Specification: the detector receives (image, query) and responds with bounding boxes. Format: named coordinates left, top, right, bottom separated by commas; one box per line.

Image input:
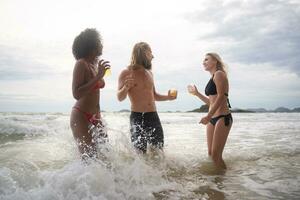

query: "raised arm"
left=192, top=85, right=210, bottom=105
left=117, top=69, right=134, bottom=101
left=151, top=71, right=176, bottom=101
left=72, top=60, right=107, bottom=100
left=72, top=61, right=97, bottom=100
left=153, top=86, right=174, bottom=101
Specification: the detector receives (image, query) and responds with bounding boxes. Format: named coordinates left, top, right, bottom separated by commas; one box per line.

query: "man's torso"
left=127, top=69, right=157, bottom=112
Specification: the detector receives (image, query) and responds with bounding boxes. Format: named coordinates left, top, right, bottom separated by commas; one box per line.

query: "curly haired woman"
left=70, top=28, right=110, bottom=159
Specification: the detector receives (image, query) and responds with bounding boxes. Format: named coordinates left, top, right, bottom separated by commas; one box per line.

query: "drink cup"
left=187, top=85, right=196, bottom=95
left=104, top=68, right=111, bottom=77
left=170, top=89, right=177, bottom=98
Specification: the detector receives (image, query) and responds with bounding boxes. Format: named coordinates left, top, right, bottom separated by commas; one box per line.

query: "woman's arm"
left=72, top=61, right=104, bottom=100
left=193, top=85, right=210, bottom=105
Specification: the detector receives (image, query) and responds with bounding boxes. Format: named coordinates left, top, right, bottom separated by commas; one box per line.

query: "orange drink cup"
left=170, top=89, right=177, bottom=98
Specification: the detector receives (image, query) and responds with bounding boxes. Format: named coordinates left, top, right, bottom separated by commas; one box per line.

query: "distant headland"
left=187, top=105, right=300, bottom=113
left=113, top=106, right=300, bottom=113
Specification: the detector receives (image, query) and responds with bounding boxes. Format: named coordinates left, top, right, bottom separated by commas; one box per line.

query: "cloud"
left=0, top=93, right=37, bottom=101
left=0, top=45, right=57, bottom=80
left=184, top=0, right=300, bottom=75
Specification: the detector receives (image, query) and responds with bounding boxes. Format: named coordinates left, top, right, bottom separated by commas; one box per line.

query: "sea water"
left=0, top=112, right=299, bottom=200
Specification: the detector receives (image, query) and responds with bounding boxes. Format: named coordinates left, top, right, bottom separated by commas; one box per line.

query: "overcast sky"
left=0, top=0, right=299, bottom=112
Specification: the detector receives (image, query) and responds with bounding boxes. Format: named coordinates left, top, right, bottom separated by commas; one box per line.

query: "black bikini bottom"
left=210, top=113, right=233, bottom=126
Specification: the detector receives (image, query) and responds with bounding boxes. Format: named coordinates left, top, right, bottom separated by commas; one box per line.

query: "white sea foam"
left=0, top=112, right=299, bottom=199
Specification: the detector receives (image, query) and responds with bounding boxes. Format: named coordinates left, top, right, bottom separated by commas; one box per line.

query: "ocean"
left=0, top=112, right=299, bottom=200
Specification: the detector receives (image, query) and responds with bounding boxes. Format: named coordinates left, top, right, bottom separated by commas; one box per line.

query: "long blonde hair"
left=206, top=53, right=227, bottom=74
left=129, top=42, right=152, bottom=70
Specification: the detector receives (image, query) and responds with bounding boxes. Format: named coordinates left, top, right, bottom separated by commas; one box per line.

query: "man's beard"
left=144, top=63, right=151, bottom=70
left=144, top=60, right=152, bottom=70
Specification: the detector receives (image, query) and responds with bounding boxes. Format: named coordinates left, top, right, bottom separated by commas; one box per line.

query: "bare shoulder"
left=74, top=59, right=88, bottom=71
left=119, top=68, right=131, bottom=79
left=214, top=70, right=227, bottom=81
left=121, top=68, right=131, bottom=75
left=146, top=70, right=154, bottom=77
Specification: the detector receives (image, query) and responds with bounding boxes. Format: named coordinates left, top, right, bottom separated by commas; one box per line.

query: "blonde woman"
left=188, top=53, right=232, bottom=169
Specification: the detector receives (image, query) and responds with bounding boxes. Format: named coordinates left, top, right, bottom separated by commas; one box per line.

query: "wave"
left=0, top=113, right=68, bottom=144
left=0, top=146, right=225, bottom=200
left=0, top=112, right=299, bottom=199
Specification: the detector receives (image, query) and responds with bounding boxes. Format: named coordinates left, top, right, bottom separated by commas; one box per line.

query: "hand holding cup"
left=187, top=84, right=198, bottom=95
left=168, top=88, right=178, bottom=100
left=124, top=74, right=135, bottom=91
left=97, top=59, right=111, bottom=78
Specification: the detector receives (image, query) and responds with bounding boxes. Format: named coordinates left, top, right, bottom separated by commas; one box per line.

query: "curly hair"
left=72, top=28, right=103, bottom=60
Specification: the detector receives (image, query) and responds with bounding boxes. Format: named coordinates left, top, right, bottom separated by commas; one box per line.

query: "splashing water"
left=0, top=112, right=299, bottom=199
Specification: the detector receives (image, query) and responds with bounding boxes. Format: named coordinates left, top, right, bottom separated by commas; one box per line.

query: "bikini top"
left=83, top=59, right=105, bottom=90
left=204, top=72, right=231, bottom=108
left=205, top=75, right=217, bottom=96
left=93, top=81, right=105, bottom=90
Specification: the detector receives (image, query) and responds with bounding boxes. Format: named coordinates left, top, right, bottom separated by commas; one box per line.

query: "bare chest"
left=133, top=71, right=154, bottom=90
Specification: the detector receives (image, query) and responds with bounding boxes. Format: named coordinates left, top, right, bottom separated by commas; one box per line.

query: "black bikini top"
left=204, top=72, right=232, bottom=108
left=205, top=75, right=217, bottom=96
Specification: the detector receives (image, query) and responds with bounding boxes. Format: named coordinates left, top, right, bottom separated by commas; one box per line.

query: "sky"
left=0, top=0, right=299, bottom=112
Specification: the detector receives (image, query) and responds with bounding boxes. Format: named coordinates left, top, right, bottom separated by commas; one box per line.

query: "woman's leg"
left=206, top=123, right=215, bottom=156
left=211, top=119, right=232, bottom=169
left=70, top=109, right=96, bottom=159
